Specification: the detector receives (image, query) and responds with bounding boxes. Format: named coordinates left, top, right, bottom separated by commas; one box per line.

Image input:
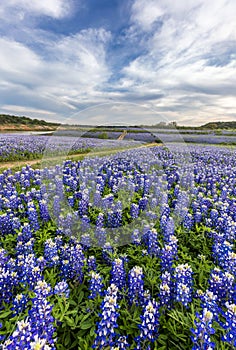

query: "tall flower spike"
left=89, top=272, right=104, bottom=299
left=135, top=299, right=160, bottom=349
left=221, top=302, right=236, bottom=347
left=128, top=266, right=144, bottom=306
left=191, top=308, right=216, bottom=350
left=93, top=284, right=120, bottom=349
left=110, top=258, right=126, bottom=291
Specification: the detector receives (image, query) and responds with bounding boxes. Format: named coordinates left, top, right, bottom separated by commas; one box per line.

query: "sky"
left=0, top=0, right=236, bottom=126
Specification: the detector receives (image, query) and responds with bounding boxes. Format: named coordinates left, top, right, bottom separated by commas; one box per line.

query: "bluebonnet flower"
left=150, top=196, right=158, bottom=211
left=221, top=302, right=236, bottom=347
left=94, top=190, right=102, bottom=207
left=183, top=213, right=194, bottom=230
left=146, top=229, right=159, bottom=257
left=27, top=202, right=40, bottom=231
left=225, top=251, right=236, bottom=275
left=2, top=280, right=56, bottom=350
left=111, top=336, right=129, bottom=349
left=196, top=290, right=219, bottom=321
left=89, top=272, right=104, bottom=299
left=37, top=256, right=47, bottom=271
left=0, top=212, right=16, bottom=235
left=93, top=284, right=119, bottom=349
left=163, top=217, right=175, bottom=238
left=160, top=244, right=175, bottom=272
left=28, top=284, right=56, bottom=348
left=95, top=228, right=107, bottom=247
left=102, top=242, right=114, bottom=265
left=174, top=263, right=193, bottom=307
left=167, top=235, right=178, bottom=256
left=0, top=250, right=18, bottom=305
left=87, top=256, right=97, bottom=272
left=54, top=281, right=70, bottom=298
left=191, top=308, right=216, bottom=350
left=159, top=271, right=173, bottom=309
left=212, top=240, right=233, bottom=270
left=29, top=335, right=56, bottom=349
left=102, top=194, right=114, bottom=210
left=143, top=289, right=151, bottom=306
left=194, top=210, right=202, bottom=224
left=80, top=233, right=91, bottom=248
left=39, top=199, right=50, bottom=222
left=135, top=299, right=160, bottom=349
left=210, top=209, right=218, bottom=225
left=18, top=223, right=32, bottom=242
left=138, top=197, right=148, bottom=211
left=107, top=209, right=122, bottom=228
left=16, top=254, right=42, bottom=289
left=44, top=239, right=59, bottom=268
left=2, top=318, right=33, bottom=350
left=53, top=195, right=61, bottom=218
left=130, top=203, right=139, bottom=219
left=110, top=258, right=126, bottom=291
left=16, top=238, right=35, bottom=256
left=78, top=196, right=89, bottom=217
left=161, top=203, right=170, bottom=217
left=68, top=195, right=74, bottom=207
left=208, top=267, right=225, bottom=302
left=96, top=213, right=104, bottom=228
left=54, top=234, right=63, bottom=248
left=81, top=215, right=90, bottom=232
left=59, top=243, right=85, bottom=282
left=11, top=293, right=29, bottom=316
left=128, top=266, right=144, bottom=306
left=160, top=214, right=168, bottom=233
left=131, top=229, right=141, bottom=245
left=11, top=216, right=21, bottom=233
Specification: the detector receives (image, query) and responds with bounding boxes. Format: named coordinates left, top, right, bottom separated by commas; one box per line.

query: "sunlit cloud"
left=0, top=0, right=235, bottom=125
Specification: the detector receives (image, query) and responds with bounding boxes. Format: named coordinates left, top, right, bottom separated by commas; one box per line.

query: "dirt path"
left=0, top=142, right=160, bottom=171
left=117, top=130, right=127, bottom=140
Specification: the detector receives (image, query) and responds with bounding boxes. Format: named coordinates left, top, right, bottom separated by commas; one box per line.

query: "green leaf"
left=0, top=311, right=12, bottom=318
left=80, top=321, right=93, bottom=330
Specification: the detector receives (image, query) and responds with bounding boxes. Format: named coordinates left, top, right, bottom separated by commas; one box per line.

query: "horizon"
left=1, top=113, right=236, bottom=129
left=0, top=1, right=236, bottom=126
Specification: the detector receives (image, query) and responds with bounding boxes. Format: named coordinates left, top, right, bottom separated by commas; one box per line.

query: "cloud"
left=0, top=27, right=112, bottom=122
left=0, top=0, right=72, bottom=19
left=130, top=0, right=164, bottom=31
left=117, top=0, right=236, bottom=124
left=0, top=0, right=235, bottom=125
left=2, top=105, right=56, bottom=116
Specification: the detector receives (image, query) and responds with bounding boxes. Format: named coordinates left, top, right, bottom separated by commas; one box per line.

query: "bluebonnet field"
left=0, top=134, right=141, bottom=162
left=0, top=142, right=236, bottom=350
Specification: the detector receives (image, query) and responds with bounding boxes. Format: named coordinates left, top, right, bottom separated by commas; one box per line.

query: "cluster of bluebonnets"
left=0, top=143, right=235, bottom=349
left=150, top=132, right=236, bottom=145
left=0, top=134, right=141, bottom=162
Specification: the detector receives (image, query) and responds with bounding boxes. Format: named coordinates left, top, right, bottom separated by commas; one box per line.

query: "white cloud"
left=0, top=0, right=235, bottom=125
left=2, top=105, right=56, bottom=116
left=121, top=0, right=236, bottom=124
left=0, top=0, right=72, bottom=19
left=131, top=0, right=163, bottom=30
left=0, top=28, right=112, bottom=122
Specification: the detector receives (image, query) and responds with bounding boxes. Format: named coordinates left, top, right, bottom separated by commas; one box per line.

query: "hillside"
left=0, top=114, right=60, bottom=131
left=0, top=114, right=236, bottom=131
left=200, top=121, right=236, bottom=129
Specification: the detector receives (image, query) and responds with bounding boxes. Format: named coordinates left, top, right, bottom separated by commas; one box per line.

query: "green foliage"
left=0, top=180, right=231, bottom=349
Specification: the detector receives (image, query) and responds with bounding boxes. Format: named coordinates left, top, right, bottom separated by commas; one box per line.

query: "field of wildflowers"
left=0, top=143, right=235, bottom=349
left=0, top=134, right=141, bottom=162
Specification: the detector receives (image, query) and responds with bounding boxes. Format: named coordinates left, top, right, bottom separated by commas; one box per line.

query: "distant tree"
left=99, top=132, right=108, bottom=139
left=168, top=121, right=178, bottom=128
